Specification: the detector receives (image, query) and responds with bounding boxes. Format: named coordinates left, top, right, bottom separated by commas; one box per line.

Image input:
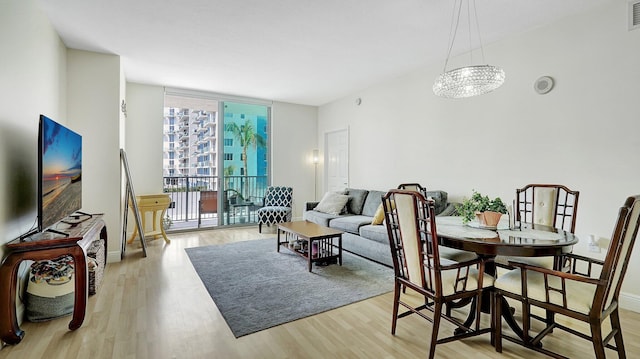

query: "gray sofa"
left=303, top=188, right=456, bottom=267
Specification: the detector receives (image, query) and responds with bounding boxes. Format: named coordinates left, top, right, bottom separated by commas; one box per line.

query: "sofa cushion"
left=303, top=210, right=341, bottom=227
left=362, top=190, right=386, bottom=217
left=426, top=190, right=448, bottom=215
left=329, top=215, right=372, bottom=235
left=314, top=191, right=349, bottom=215
left=358, top=224, right=390, bottom=245
left=345, top=188, right=369, bottom=215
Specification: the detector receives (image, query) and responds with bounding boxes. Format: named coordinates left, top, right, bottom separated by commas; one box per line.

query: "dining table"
left=433, top=215, right=580, bottom=341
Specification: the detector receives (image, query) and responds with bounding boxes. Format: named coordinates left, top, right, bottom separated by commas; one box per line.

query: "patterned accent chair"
left=257, top=186, right=293, bottom=233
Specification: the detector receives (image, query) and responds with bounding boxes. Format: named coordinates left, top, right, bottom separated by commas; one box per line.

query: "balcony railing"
left=163, top=175, right=268, bottom=229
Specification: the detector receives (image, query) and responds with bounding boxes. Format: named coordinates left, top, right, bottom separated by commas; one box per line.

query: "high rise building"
left=163, top=107, right=218, bottom=182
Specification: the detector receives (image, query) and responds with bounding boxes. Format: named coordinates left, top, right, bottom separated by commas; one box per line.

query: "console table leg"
left=68, top=246, right=87, bottom=330
left=0, top=254, right=25, bottom=344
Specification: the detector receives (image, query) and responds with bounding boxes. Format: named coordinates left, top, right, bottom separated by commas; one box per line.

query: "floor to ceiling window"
left=162, top=90, right=271, bottom=230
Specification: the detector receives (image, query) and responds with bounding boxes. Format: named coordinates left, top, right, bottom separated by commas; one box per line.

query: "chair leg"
left=545, top=310, right=555, bottom=332
left=490, top=292, right=497, bottom=350
left=522, top=299, right=531, bottom=344
left=590, top=322, right=606, bottom=359
left=258, top=223, right=262, bottom=233
left=391, top=281, right=401, bottom=335
left=494, top=292, right=503, bottom=353
left=610, top=309, right=627, bottom=358
left=475, top=292, right=483, bottom=332
left=428, top=301, right=443, bottom=359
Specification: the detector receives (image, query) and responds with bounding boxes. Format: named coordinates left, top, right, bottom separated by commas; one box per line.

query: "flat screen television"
left=38, top=115, right=83, bottom=231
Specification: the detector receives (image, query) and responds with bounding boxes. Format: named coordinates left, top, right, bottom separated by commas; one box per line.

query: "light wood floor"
left=2, top=226, right=639, bottom=358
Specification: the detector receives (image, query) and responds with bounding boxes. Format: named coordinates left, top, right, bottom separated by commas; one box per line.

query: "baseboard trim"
left=620, top=291, right=640, bottom=313
left=107, top=251, right=122, bottom=263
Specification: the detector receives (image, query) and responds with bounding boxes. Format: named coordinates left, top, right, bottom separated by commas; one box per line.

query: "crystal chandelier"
left=433, top=0, right=505, bottom=99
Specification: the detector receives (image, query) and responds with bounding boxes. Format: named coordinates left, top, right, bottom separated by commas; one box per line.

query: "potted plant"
left=456, top=190, right=508, bottom=227
left=162, top=214, right=173, bottom=230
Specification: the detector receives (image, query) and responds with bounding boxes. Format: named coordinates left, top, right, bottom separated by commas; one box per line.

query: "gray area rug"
left=185, top=239, right=394, bottom=337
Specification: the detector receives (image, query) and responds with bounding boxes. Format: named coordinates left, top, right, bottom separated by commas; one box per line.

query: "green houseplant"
left=162, top=214, right=173, bottom=230
left=456, top=190, right=508, bottom=226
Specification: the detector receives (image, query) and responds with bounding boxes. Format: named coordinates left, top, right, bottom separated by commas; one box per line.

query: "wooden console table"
left=0, top=215, right=107, bottom=345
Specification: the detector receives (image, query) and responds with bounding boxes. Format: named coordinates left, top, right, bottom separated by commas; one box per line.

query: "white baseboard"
left=619, top=291, right=640, bottom=313
left=107, top=251, right=122, bottom=263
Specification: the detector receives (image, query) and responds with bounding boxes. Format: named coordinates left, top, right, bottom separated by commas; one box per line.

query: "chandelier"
left=433, top=0, right=505, bottom=99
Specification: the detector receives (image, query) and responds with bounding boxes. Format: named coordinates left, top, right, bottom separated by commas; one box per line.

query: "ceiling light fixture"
left=433, top=0, right=505, bottom=99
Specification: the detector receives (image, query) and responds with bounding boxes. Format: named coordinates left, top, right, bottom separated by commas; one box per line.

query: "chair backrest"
left=383, top=189, right=441, bottom=293
left=264, top=186, right=293, bottom=207
left=516, top=184, right=579, bottom=232
left=199, top=190, right=218, bottom=213
left=595, top=195, right=640, bottom=314
left=397, top=183, right=428, bottom=198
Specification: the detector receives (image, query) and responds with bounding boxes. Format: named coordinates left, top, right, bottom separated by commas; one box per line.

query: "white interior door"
left=325, top=129, right=349, bottom=193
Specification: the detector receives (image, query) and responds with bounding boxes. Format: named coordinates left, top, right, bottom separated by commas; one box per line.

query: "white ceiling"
left=37, top=0, right=612, bottom=106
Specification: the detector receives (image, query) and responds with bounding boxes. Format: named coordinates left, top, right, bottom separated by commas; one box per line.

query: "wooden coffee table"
left=276, top=221, right=343, bottom=272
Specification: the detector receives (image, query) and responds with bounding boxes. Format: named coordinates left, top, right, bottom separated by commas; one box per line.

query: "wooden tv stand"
left=0, top=215, right=107, bottom=345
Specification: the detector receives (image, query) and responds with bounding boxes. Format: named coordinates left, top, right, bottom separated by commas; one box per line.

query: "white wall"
left=125, top=83, right=165, bottom=195
left=271, top=102, right=318, bottom=219
left=0, top=0, right=68, bottom=324
left=67, top=50, right=123, bottom=263
left=318, top=1, right=640, bottom=309
left=0, top=0, right=67, bottom=252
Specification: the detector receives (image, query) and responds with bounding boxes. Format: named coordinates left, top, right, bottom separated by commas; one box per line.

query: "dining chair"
left=257, top=186, right=293, bottom=233
left=383, top=189, right=494, bottom=359
left=516, top=183, right=579, bottom=233
left=497, top=184, right=580, bottom=270
left=494, top=194, right=640, bottom=359
left=397, top=183, right=428, bottom=197
left=198, top=190, right=218, bottom=227
left=397, top=183, right=477, bottom=263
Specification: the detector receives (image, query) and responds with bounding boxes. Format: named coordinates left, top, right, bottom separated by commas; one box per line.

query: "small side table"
left=128, top=194, right=171, bottom=244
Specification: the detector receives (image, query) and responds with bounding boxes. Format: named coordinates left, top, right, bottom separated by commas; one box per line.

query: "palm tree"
left=226, top=119, right=266, bottom=198
left=223, top=165, right=236, bottom=191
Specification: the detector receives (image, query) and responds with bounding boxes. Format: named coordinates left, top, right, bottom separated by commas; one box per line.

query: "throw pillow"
left=314, top=191, right=350, bottom=215
left=371, top=200, right=395, bottom=225
left=371, top=204, right=385, bottom=225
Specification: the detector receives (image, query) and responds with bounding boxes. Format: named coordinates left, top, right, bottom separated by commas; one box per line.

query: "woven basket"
left=87, top=239, right=106, bottom=295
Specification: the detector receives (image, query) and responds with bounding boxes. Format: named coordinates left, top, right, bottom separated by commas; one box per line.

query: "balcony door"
left=162, top=90, right=270, bottom=229
left=220, top=101, right=270, bottom=225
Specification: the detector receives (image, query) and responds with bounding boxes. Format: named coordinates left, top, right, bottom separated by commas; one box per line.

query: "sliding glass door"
left=220, top=102, right=270, bottom=225
left=162, top=91, right=270, bottom=230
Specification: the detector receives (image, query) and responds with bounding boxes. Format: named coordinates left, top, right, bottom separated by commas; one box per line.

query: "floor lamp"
left=312, top=149, right=319, bottom=200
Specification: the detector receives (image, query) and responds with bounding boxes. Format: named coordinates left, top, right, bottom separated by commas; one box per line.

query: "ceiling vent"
left=631, top=0, right=640, bottom=31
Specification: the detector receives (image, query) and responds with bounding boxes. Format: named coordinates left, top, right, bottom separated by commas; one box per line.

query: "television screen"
left=38, top=115, right=82, bottom=231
